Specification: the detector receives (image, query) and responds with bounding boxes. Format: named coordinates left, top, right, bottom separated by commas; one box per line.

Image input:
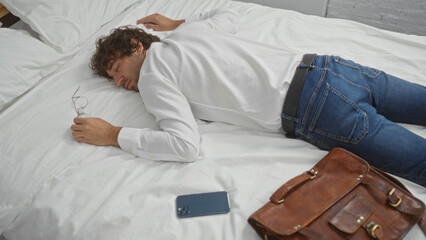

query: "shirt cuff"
left=117, top=127, right=144, bottom=155
left=117, top=127, right=186, bottom=162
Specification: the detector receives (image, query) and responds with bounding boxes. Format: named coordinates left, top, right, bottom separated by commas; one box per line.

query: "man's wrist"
left=111, top=126, right=123, bottom=147
left=174, top=19, right=185, bottom=29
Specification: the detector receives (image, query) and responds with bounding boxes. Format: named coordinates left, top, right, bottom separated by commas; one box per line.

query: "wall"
left=236, top=0, right=329, bottom=17
left=326, top=0, right=426, bottom=36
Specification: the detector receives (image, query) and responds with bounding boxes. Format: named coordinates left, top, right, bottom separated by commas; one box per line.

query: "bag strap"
left=362, top=170, right=426, bottom=235
left=363, top=172, right=425, bottom=215
left=371, top=167, right=410, bottom=191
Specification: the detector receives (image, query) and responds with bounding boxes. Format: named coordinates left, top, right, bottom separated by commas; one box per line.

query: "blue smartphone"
left=176, top=191, right=230, bottom=218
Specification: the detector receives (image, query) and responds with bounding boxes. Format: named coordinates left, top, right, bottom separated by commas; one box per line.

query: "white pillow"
left=0, top=29, right=68, bottom=111
left=0, top=0, right=140, bottom=52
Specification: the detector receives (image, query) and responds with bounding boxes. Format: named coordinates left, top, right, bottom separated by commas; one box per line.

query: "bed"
left=0, top=0, right=425, bottom=239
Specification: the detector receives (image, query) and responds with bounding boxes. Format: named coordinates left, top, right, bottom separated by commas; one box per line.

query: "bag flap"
left=329, top=195, right=372, bottom=234
left=256, top=148, right=370, bottom=236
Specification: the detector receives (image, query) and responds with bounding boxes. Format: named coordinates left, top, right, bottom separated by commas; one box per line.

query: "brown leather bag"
left=248, top=148, right=426, bottom=240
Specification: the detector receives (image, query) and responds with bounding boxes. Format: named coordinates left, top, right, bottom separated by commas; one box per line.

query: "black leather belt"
left=281, top=54, right=317, bottom=138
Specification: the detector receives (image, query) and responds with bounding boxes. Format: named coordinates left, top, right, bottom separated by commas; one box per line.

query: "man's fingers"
left=72, top=131, right=84, bottom=139
left=143, top=23, right=156, bottom=30
left=137, top=14, right=157, bottom=24
left=137, top=18, right=153, bottom=25
left=74, top=117, right=84, bottom=124
left=72, top=132, right=82, bottom=138
left=136, top=19, right=145, bottom=24
left=71, top=130, right=90, bottom=143
left=136, top=15, right=150, bottom=24
left=74, top=137, right=86, bottom=143
left=71, top=124, right=83, bottom=131
left=70, top=117, right=118, bottom=146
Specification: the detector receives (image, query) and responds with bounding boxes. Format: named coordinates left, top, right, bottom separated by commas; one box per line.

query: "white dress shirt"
left=117, top=9, right=303, bottom=162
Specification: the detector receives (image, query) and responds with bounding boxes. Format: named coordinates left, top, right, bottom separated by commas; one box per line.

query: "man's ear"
left=130, top=39, right=144, bottom=54
left=136, top=42, right=144, bottom=55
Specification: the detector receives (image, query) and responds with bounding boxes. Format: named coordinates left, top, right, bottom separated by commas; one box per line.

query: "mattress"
left=0, top=0, right=425, bottom=239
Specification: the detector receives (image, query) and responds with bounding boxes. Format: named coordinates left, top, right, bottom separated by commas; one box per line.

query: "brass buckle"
left=388, top=188, right=402, bottom=207
left=365, top=221, right=382, bottom=239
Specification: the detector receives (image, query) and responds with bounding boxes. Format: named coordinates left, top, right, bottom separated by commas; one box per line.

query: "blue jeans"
left=293, top=55, right=426, bottom=186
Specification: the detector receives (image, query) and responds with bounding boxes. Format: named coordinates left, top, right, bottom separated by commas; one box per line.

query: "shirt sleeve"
left=184, top=8, right=240, bottom=34
left=117, top=73, right=200, bottom=162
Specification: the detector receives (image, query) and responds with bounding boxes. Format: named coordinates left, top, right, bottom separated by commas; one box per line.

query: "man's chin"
left=128, top=84, right=139, bottom=92
left=132, top=86, right=139, bottom=92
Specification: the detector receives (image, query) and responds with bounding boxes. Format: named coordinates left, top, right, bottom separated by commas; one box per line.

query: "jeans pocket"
left=309, top=83, right=369, bottom=144
left=333, top=56, right=381, bottom=79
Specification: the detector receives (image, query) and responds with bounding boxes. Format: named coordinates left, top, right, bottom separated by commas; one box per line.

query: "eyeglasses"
left=71, top=86, right=88, bottom=117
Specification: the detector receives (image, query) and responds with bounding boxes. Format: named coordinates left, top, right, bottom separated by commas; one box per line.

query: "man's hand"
left=136, top=13, right=185, bottom=31
left=71, top=117, right=122, bottom=147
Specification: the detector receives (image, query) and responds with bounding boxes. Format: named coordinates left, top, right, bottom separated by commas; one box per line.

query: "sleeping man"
left=70, top=9, right=426, bottom=186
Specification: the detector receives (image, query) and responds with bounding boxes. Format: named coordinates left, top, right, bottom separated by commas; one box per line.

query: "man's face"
left=106, top=42, right=146, bottom=92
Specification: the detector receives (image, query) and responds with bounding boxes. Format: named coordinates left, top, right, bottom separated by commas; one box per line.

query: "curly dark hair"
left=90, top=26, right=161, bottom=79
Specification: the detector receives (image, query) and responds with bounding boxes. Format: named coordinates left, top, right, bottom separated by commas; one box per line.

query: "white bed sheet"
left=0, top=0, right=425, bottom=239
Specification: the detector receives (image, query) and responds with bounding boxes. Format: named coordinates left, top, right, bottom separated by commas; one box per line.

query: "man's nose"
left=113, top=74, right=123, bottom=86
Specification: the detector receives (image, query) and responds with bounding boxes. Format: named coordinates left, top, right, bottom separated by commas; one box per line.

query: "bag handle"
left=269, top=170, right=316, bottom=204
left=269, top=156, right=329, bottom=204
